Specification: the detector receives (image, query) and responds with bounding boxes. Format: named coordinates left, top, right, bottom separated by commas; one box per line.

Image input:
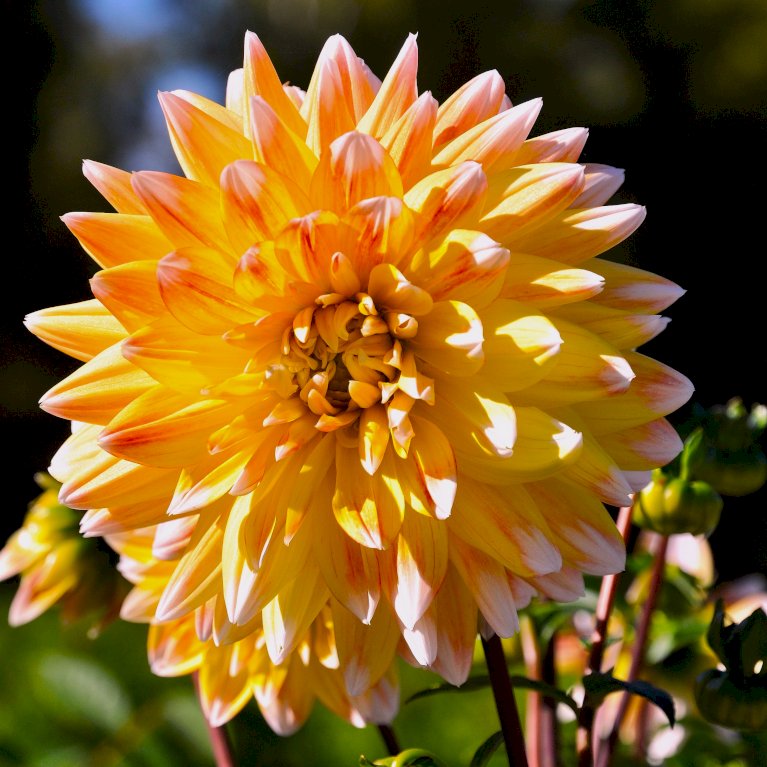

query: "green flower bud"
left=694, top=669, right=767, bottom=731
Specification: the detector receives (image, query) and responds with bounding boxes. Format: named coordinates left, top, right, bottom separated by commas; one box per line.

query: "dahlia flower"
left=28, top=32, right=692, bottom=692
left=0, top=473, right=126, bottom=631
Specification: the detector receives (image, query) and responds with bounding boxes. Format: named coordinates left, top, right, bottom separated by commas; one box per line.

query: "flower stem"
left=482, top=633, right=529, bottom=767
left=192, top=672, right=238, bottom=767
left=575, top=504, right=634, bottom=767
left=596, top=532, right=669, bottom=767
left=378, top=724, right=401, bottom=756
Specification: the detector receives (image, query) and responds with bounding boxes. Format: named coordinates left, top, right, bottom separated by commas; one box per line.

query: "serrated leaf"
left=581, top=672, right=675, bottom=727
left=469, top=731, right=504, bottom=767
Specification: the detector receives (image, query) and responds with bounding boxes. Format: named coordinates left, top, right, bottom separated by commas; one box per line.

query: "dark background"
left=4, top=0, right=766, bottom=581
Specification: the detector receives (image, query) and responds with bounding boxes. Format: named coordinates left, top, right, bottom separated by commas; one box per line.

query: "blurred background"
left=1, top=0, right=766, bottom=764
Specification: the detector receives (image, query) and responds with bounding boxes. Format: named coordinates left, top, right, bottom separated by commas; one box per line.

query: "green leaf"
left=404, top=675, right=492, bottom=704
left=359, top=757, right=382, bottom=766
left=469, top=731, right=504, bottom=767
left=404, top=675, right=578, bottom=714
left=581, top=672, right=675, bottom=727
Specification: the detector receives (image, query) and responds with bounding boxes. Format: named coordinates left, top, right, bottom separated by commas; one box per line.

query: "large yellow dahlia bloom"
left=28, top=33, right=692, bottom=690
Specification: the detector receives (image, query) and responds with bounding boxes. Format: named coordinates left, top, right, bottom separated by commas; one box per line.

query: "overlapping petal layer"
left=29, top=32, right=692, bottom=728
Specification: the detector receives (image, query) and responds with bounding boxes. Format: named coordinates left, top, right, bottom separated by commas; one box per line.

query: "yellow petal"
left=302, top=35, right=377, bottom=125
left=380, top=91, right=438, bottom=190
left=583, top=258, right=686, bottom=313
left=407, top=229, right=509, bottom=308
left=359, top=404, right=390, bottom=476
left=571, top=163, right=625, bottom=208
left=249, top=96, right=317, bottom=190
left=333, top=444, right=404, bottom=549
left=449, top=534, right=519, bottom=637
left=39, top=342, right=155, bottom=425
left=99, top=387, right=242, bottom=468
left=479, top=299, right=562, bottom=392
left=550, top=302, right=670, bottom=350
left=449, top=478, right=562, bottom=577
left=499, top=252, right=604, bottom=308
left=24, top=299, right=127, bottom=363
left=61, top=212, right=174, bottom=268
left=507, top=204, right=646, bottom=265
left=411, top=300, right=484, bottom=376
left=341, top=196, right=416, bottom=279
left=357, top=34, right=419, bottom=139
left=263, top=564, right=328, bottom=664
left=527, top=478, right=626, bottom=576
left=123, top=315, right=250, bottom=393
left=314, top=490, right=381, bottom=623
left=428, top=565, right=478, bottom=685
left=433, top=69, right=507, bottom=149
left=90, top=260, right=165, bottom=332
left=131, top=171, right=232, bottom=254
left=331, top=597, right=399, bottom=695
left=403, top=161, right=487, bottom=245
left=157, top=246, right=257, bottom=335
left=148, top=618, right=204, bottom=677
left=480, top=163, right=586, bottom=243
left=510, top=126, right=589, bottom=165
left=158, top=90, right=252, bottom=188
left=513, top=318, right=635, bottom=406
left=597, top=417, right=684, bottom=471
left=432, top=98, right=542, bottom=173
left=574, top=352, right=694, bottom=434
left=82, top=159, right=145, bottom=214
left=310, top=131, right=403, bottom=214
left=302, top=57, right=356, bottom=156
left=198, top=643, right=253, bottom=727
left=155, top=508, right=225, bottom=621
left=52, top=426, right=177, bottom=510
left=385, top=510, right=448, bottom=629
left=220, top=159, right=309, bottom=256
left=243, top=31, right=306, bottom=138
left=367, top=262, right=432, bottom=315
left=409, top=416, right=457, bottom=519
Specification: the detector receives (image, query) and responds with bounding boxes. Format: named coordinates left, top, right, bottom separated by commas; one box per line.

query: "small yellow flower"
left=28, top=32, right=692, bottom=691
left=0, top=473, right=126, bottom=633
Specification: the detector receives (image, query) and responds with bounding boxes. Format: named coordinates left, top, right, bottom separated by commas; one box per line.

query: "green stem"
left=482, top=633, right=529, bottom=767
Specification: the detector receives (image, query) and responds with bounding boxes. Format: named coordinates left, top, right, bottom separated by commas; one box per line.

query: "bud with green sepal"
left=693, top=601, right=767, bottom=731
left=689, top=398, right=767, bottom=496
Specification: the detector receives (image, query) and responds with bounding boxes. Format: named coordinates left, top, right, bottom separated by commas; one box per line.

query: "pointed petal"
left=480, top=163, right=586, bottom=243
left=39, top=342, right=155, bottom=425
left=243, top=31, right=306, bottom=137
left=434, top=70, right=507, bottom=149
left=410, top=300, right=484, bottom=376
left=357, top=34, right=419, bottom=139
left=61, top=212, right=174, bottom=268
left=82, top=160, right=144, bottom=214
left=131, top=171, right=232, bottom=254
left=380, top=92, right=438, bottom=189
left=432, top=98, right=543, bottom=173
left=310, top=131, right=403, bottom=214
left=24, top=299, right=126, bottom=362
left=158, top=90, right=252, bottom=187
left=157, top=246, right=256, bottom=335
left=249, top=96, right=317, bottom=190
left=479, top=299, right=562, bottom=392
left=90, top=260, right=165, bottom=332
left=506, top=204, right=646, bottom=264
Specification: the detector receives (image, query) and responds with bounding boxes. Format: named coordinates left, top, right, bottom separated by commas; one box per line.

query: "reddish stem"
left=482, top=634, right=530, bottom=767
left=193, top=672, right=237, bottom=767
left=596, top=533, right=669, bottom=767
left=575, top=505, right=633, bottom=767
